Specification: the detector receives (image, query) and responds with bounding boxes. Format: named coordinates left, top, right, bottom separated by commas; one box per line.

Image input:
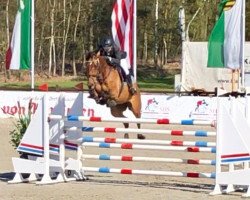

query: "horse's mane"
left=86, top=51, right=113, bottom=71
left=86, top=50, right=103, bottom=61
left=86, top=51, right=96, bottom=61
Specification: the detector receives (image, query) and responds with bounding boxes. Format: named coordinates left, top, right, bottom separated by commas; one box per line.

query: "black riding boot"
left=126, top=75, right=136, bottom=95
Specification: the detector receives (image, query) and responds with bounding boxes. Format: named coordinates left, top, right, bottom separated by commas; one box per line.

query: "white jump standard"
left=8, top=93, right=250, bottom=197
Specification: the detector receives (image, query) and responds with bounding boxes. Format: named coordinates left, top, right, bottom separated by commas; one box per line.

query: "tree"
left=0, top=0, right=249, bottom=76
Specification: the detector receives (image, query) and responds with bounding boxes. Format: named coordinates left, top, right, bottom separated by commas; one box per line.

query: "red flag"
left=111, top=0, right=134, bottom=71
left=74, top=82, right=84, bottom=91
left=38, top=83, right=48, bottom=91
left=5, top=47, right=12, bottom=70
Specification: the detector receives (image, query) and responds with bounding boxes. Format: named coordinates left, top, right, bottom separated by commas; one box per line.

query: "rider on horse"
left=97, top=36, right=137, bottom=95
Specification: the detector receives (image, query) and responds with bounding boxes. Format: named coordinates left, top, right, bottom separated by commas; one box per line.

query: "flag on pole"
left=111, top=0, right=134, bottom=71
left=207, top=0, right=244, bottom=69
left=6, top=0, right=31, bottom=70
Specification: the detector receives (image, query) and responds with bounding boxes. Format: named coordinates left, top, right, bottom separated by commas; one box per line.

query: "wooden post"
left=232, top=69, right=239, bottom=92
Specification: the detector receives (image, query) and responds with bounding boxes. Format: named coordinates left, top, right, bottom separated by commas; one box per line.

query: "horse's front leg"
left=88, top=86, right=99, bottom=101
left=88, top=77, right=98, bottom=98
left=88, top=81, right=104, bottom=104
left=101, top=84, right=117, bottom=107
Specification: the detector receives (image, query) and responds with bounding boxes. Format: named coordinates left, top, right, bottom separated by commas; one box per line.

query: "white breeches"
left=120, top=59, right=129, bottom=75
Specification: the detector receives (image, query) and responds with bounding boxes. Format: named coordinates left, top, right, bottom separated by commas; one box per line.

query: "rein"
left=99, top=58, right=113, bottom=83
left=89, top=56, right=113, bottom=83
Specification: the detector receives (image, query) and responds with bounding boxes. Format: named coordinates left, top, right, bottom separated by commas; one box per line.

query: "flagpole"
left=179, top=6, right=185, bottom=92
left=31, top=0, right=35, bottom=90
left=133, top=0, right=137, bottom=81
left=241, top=0, right=246, bottom=88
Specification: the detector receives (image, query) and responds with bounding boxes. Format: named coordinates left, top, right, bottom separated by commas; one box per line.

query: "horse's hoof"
left=124, top=133, right=129, bottom=139
left=107, top=100, right=117, bottom=107
left=99, top=99, right=107, bottom=105
left=95, top=98, right=101, bottom=104
left=137, top=134, right=145, bottom=140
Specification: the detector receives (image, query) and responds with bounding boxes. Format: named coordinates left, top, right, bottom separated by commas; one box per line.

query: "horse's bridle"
left=86, top=55, right=122, bottom=102
left=88, top=56, right=114, bottom=84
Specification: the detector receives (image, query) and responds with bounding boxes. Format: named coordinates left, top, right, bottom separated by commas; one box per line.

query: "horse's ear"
left=86, top=51, right=96, bottom=60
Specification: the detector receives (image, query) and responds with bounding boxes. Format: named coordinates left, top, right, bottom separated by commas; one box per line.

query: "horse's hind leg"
left=110, top=105, right=130, bottom=139
left=129, top=97, right=145, bottom=140
left=123, top=122, right=129, bottom=139
left=136, top=124, right=145, bottom=139
left=124, top=111, right=145, bottom=139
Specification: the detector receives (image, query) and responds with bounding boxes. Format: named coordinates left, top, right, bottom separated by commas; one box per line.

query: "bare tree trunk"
left=154, top=0, right=159, bottom=66
left=143, top=30, right=148, bottom=64
left=89, top=0, right=94, bottom=51
left=163, top=38, right=167, bottom=65
left=49, top=0, right=56, bottom=77
left=72, top=0, right=82, bottom=77
left=61, top=0, right=66, bottom=76
left=37, top=24, right=45, bottom=72
left=52, top=37, right=56, bottom=76
left=5, top=0, right=10, bottom=46
left=201, top=7, right=208, bottom=40
left=186, top=8, right=200, bottom=41
left=5, top=0, right=10, bottom=77
left=61, top=1, right=72, bottom=76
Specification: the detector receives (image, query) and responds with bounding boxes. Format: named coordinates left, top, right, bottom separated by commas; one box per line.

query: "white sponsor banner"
left=141, top=94, right=217, bottom=121
left=0, top=91, right=218, bottom=121
left=0, top=91, right=111, bottom=118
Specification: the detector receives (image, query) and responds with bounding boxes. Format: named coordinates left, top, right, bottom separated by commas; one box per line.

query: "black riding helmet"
left=101, top=36, right=114, bottom=55
left=102, top=36, right=113, bottom=47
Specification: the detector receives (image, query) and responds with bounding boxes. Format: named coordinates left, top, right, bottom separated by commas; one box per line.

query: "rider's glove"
left=106, top=56, right=114, bottom=64
left=107, top=56, right=112, bottom=62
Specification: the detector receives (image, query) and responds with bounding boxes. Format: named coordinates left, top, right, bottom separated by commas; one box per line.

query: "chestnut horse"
left=85, top=51, right=145, bottom=139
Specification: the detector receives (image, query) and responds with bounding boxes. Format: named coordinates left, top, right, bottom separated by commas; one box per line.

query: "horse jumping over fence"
left=85, top=51, right=145, bottom=139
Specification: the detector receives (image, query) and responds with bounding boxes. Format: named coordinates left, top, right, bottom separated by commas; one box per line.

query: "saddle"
left=105, top=58, right=126, bottom=84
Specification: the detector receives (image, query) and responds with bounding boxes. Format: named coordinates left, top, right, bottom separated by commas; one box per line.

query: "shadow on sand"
left=0, top=172, right=15, bottom=182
